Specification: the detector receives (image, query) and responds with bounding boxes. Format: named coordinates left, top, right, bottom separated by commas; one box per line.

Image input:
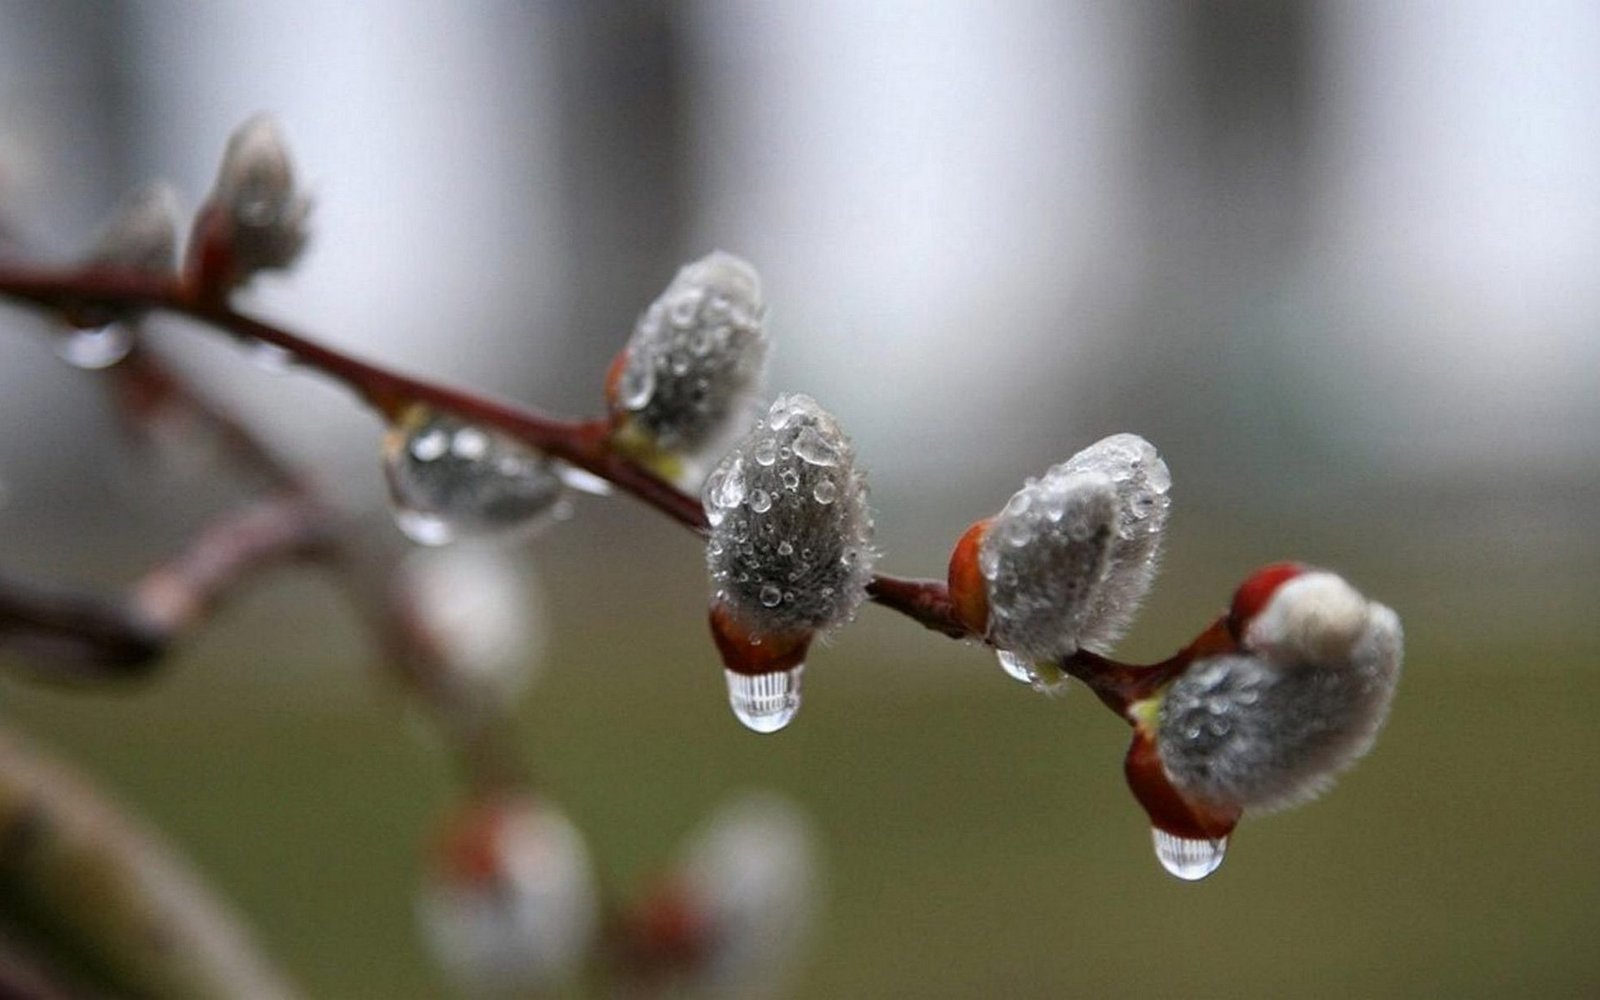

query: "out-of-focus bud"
left=1126, top=563, right=1402, bottom=880
left=85, top=182, right=182, bottom=275
left=418, top=795, right=597, bottom=997
left=55, top=182, right=184, bottom=368
left=947, top=433, right=1171, bottom=691
left=703, top=394, right=875, bottom=733
left=619, top=792, right=819, bottom=999
left=394, top=542, right=544, bottom=712
left=186, top=115, right=311, bottom=297
left=607, top=252, right=768, bottom=484
left=382, top=405, right=569, bottom=547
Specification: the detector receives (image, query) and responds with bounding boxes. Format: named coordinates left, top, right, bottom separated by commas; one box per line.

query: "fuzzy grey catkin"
left=208, top=116, right=311, bottom=277
left=1158, top=578, right=1402, bottom=813
left=980, top=433, right=1172, bottom=661
left=87, top=182, right=180, bottom=273
left=704, top=394, right=874, bottom=635
left=616, top=252, right=768, bottom=456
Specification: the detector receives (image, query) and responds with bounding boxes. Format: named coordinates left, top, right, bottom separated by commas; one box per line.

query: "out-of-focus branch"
left=0, top=727, right=303, bottom=999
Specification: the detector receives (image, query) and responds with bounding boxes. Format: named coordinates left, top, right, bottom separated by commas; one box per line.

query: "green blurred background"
left=3, top=1, right=1599, bottom=997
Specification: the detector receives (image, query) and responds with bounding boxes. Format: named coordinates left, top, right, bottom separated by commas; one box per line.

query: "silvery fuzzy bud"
left=202, top=115, right=311, bottom=282
left=959, top=433, right=1172, bottom=666
left=610, top=252, right=768, bottom=460
left=85, top=182, right=181, bottom=274
left=1157, top=568, right=1402, bottom=814
left=677, top=792, right=818, bottom=999
left=1054, top=433, right=1171, bottom=650
left=704, top=394, right=875, bottom=641
left=395, top=542, right=544, bottom=712
left=418, top=796, right=598, bottom=997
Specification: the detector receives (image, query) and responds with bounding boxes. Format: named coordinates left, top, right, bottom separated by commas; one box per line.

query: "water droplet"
left=777, top=541, right=794, bottom=556
left=759, top=582, right=783, bottom=607
left=56, top=323, right=133, bottom=370
left=750, top=489, right=772, bottom=514
left=725, top=665, right=804, bottom=734
left=812, top=480, right=837, bottom=505
left=248, top=340, right=295, bottom=374
left=780, top=469, right=800, bottom=491
left=710, top=460, right=747, bottom=510
left=754, top=440, right=778, bottom=467
left=384, top=407, right=566, bottom=546
left=555, top=463, right=613, bottom=496
left=791, top=427, right=839, bottom=466
left=1152, top=829, right=1227, bottom=881
left=996, top=649, right=1034, bottom=684
left=618, top=358, right=655, bottom=410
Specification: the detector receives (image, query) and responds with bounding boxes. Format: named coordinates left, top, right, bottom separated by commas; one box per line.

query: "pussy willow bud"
left=608, top=252, right=768, bottom=476
left=1157, top=565, right=1403, bottom=814
left=395, top=543, right=543, bottom=712
left=418, top=795, right=597, bottom=997
left=86, top=182, right=181, bottom=274
left=705, top=395, right=874, bottom=641
left=190, top=115, right=310, bottom=292
left=949, top=434, right=1172, bottom=673
left=58, top=182, right=182, bottom=339
left=704, top=395, right=875, bottom=731
left=678, top=792, right=818, bottom=998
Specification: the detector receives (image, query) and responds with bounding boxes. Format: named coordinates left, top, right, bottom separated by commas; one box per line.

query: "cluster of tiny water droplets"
left=383, top=407, right=567, bottom=546
left=1057, top=433, right=1172, bottom=650
left=981, top=469, right=1118, bottom=665
left=1152, top=828, right=1228, bottom=881
left=725, top=666, right=805, bottom=734
left=981, top=433, right=1172, bottom=674
left=616, top=251, right=768, bottom=454
left=704, top=394, right=875, bottom=636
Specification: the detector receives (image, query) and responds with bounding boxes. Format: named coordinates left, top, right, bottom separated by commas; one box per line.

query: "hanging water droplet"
left=383, top=407, right=566, bottom=546
left=750, top=489, right=773, bottom=514
left=618, top=357, right=655, bottom=410
left=725, top=665, right=804, bottom=734
left=554, top=462, right=613, bottom=496
left=1152, top=829, right=1227, bottom=881
left=812, top=480, right=837, bottom=505
left=996, top=649, right=1035, bottom=684
left=759, top=582, right=783, bottom=608
left=248, top=340, right=295, bottom=374
left=56, top=323, right=133, bottom=370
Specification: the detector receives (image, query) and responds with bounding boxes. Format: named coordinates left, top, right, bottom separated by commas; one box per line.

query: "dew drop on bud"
left=811, top=480, right=836, bottom=505
left=1152, top=828, right=1227, bottom=881
left=996, top=649, right=1035, bottom=684
left=56, top=323, right=133, bottom=370
left=383, top=407, right=566, bottom=546
left=725, top=665, right=804, bottom=733
left=554, top=462, right=613, bottom=497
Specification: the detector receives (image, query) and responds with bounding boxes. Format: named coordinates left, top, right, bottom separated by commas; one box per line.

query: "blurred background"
left=1, top=1, right=1596, bottom=996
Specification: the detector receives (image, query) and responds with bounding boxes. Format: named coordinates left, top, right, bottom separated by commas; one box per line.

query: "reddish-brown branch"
left=0, top=264, right=1232, bottom=713
left=0, top=492, right=332, bottom=682
left=0, top=265, right=704, bottom=531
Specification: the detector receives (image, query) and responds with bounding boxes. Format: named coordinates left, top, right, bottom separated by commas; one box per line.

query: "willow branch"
left=0, top=265, right=1180, bottom=706
left=0, top=727, right=302, bottom=998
